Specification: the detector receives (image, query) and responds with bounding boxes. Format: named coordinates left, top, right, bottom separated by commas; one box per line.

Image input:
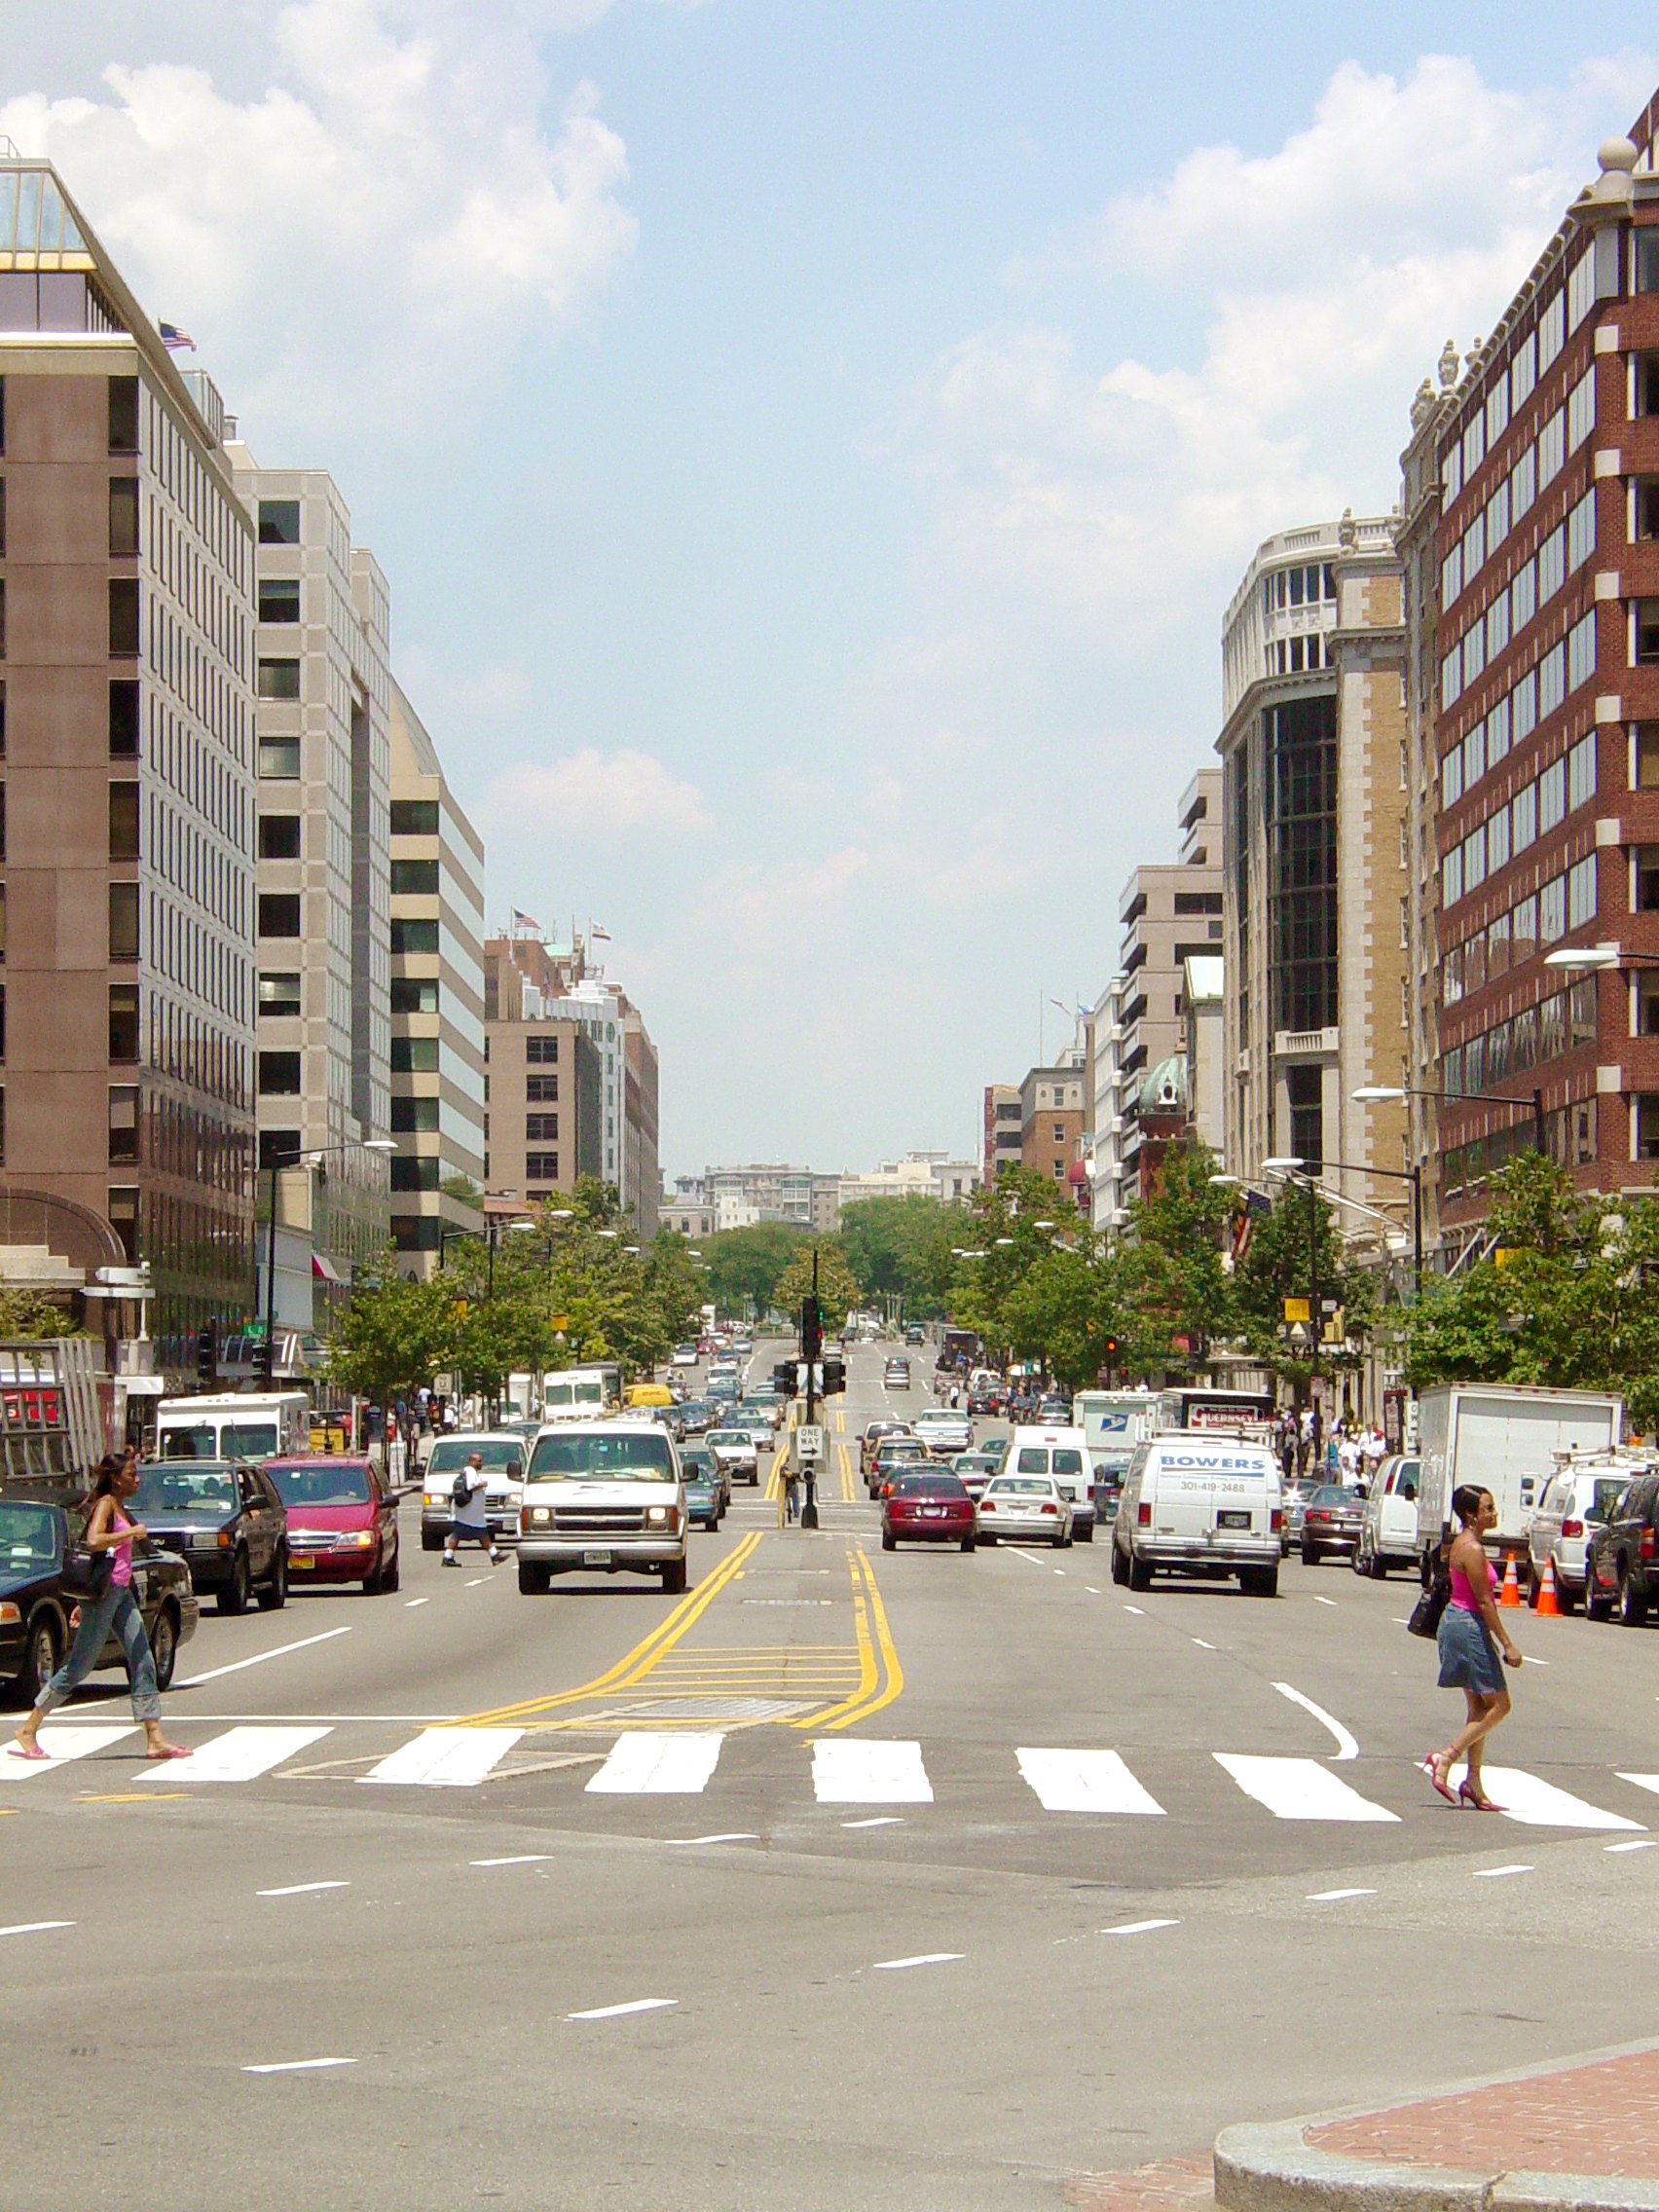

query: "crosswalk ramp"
left=4, top=1724, right=1653, bottom=1830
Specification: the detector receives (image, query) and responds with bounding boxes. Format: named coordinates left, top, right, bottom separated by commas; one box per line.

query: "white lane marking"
left=1459, top=1765, right=1643, bottom=1830
left=1307, top=1888, right=1376, bottom=1901
left=587, top=1732, right=724, bottom=1795
left=1016, top=1748, right=1165, bottom=1817
left=1310, top=1595, right=1339, bottom=1607
left=1191, top=1638, right=1215, bottom=1650
left=243, top=2057, right=356, bottom=2074
left=258, top=1881, right=349, bottom=1898
left=151, top=1725, right=331, bottom=1784
left=1122, top=1604, right=1145, bottom=1616
left=1085, top=1586, right=1101, bottom=1595
left=1391, top=1616, right=1412, bottom=1626
left=1473, top=1863, right=1533, bottom=1878
left=176, top=1626, right=352, bottom=1687
left=0, top=1920, right=74, bottom=1937
left=1273, top=1680, right=1360, bottom=1761
left=0, top=1725, right=136, bottom=1780
left=872, top=1952, right=963, bottom=1972
left=465, top=1577, right=487, bottom=1588
left=359, top=1727, right=524, bottom=1788
left=1215, top=1753, right=1400, bottom=1823
left=669, top=1832, right=757, bottom=1846
left=567, top=1998, right=677, bottom=2021
left=1101, top=1918, right=1178, bottom=1936
left=404, top=1599, right=429, bottom=1609
left=1007, top=1549, right=1048, bottom=1567
left=811, top=1739, right=932, bottom=1804
left=1607, top=1839, right=1659, bottom=1854
left=472, top=1855, right=553, bottom=1867
left=841, top=1817, right=903, bottom=1829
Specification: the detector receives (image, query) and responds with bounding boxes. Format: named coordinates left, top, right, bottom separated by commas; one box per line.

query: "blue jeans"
left=34, top=1583, right=161, bottom=1724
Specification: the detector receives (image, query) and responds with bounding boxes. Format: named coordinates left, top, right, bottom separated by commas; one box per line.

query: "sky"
left=0, top=3, right=1654, bottom=1180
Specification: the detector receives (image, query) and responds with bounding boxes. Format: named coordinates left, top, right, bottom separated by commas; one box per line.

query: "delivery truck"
left=1414, top=1382, right=1623, bottom=1576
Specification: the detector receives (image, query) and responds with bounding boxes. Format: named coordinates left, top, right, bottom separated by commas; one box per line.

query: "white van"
left=1111, top=1432, right=1282, bottom=1596
left=155, top=1391, right=311, bottom=1462
left=1353, top=1455, right=1420, bottom=1578
left=1000, top=1426, right=1096, bottom=1542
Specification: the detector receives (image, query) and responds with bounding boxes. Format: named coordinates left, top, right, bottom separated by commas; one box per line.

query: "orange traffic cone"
left=1498, top=1555, right=1522, bottom=1607
left=1536, top=1558, right=1561, bottom=1616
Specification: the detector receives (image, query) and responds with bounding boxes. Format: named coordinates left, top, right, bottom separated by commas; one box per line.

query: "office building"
left=982, top=1084, right=1022, bottom=1184
left=837, top=1153, right=979, bottom=1210
left=1018, top=1059, right=1088, bottom=1205
left=387, top=682, right=486, bottom=1272
left=0, top=156, right=258, bottom=1363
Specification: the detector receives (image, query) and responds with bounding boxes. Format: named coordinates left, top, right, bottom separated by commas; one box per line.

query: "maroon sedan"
left=263, top=1456, right=401, bottom=1594
left=880, top=1471, right=977, bottom=1553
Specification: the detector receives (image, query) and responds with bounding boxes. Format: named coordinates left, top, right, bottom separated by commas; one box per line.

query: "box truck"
left=1415, top=1383, right=1623, bottom=1574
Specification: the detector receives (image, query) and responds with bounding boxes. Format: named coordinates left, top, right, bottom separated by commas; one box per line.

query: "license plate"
left=291, top=1555, right=315, bottom=1568
left=920, top=1507, right=945, bottom=1517
left=582, top=1549, right=609, bottom=1567
left=1216, top=1511, right=1251, bottom=1531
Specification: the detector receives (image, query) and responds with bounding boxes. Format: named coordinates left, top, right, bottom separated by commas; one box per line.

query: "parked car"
left=1300, top=1484, right=1365, bottom=1567
left=262, top=1456, right=401, bottom=1594
left=883, top=1357, right=911, bottom=1389
left=0, top=1495, right=198, bottom=1705
left=977, top=1473, right=1072, bottom=1549
left=881, top=1471, right=976, bottom=1552
left=1352, top=1456, right=1420, bottom=1579
left=127, top=1456, right=289, bottom=1614
left=1529, top=1458, right=1641, bottom=1610
left=1584, top=1470, right=1659, bottom=1625
left=951, top=1449, right=1004, bottom=1500
left=420, top=1432, right=528, bottom=1550
left=868, top=1436, right=931, bottom=1498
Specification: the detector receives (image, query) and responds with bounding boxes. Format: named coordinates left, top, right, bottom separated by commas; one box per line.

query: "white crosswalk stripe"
left=587, top=1732, right=724, bottom=1794
left=811, top=1738, right=933, bottom=1804
left=359, top=1727, right=524, bottom=1788
left=0, top=1724, right=136, bottom=1780
left=148, top=1725, right=332, bottom=1784
left=1016, top=1748, right=1165, bottom=1816
left=1214, top=1753, right=1400, bottom=1823
left=1461, top=1764, right=1643, bottom=1829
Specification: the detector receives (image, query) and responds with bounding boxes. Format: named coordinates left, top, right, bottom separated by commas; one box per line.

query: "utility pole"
left=799, top=1246, right=822, bottom=1530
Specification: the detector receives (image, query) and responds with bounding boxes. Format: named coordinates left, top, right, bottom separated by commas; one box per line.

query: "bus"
left=1157, top=1386, right=1276, bottom=1434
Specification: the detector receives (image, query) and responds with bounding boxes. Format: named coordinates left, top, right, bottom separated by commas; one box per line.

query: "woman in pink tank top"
left=1423, top=1484, right=1522, bottom=1809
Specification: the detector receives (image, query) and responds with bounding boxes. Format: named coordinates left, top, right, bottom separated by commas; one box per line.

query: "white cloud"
left=0, top=0, right=638, bottom=439
left=482, top=748, right=713, bottom=834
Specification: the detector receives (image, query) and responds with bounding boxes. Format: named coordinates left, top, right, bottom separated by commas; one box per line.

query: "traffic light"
left=196, top=1325, right=216, bottom=1386
left=821, top=1354, right=846, bottom=1397
left=772, top=1359, right=797, bottom=1399
left=1102, top=1335, right=1120, bottom=1363
left=800, top=1294, right=823, bottom=1363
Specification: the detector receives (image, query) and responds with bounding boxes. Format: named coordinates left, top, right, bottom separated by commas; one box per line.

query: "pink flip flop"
left=7, top=1744, right=50, bottom=1761
left=145, top=1745, right=192, bottom=1762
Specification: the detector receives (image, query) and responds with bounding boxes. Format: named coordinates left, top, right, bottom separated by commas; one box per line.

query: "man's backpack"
left=451, top=1470, right=472, bottom=1508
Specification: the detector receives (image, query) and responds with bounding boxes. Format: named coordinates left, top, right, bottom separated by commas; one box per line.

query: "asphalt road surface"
left=6, top=1340, right=1659, bottom=2212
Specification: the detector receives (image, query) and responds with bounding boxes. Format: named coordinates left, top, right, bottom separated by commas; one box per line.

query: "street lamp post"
left=259, top=1136, right=394, bottom=1388
left=1353, top=1083, right=1545, bottom=1160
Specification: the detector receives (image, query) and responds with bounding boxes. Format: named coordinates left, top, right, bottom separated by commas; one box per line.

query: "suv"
left=1529, top=1457, right=1643, bottom=1610
left=517, top=1420, right=689, bottom=1595
left=707, top=1426, right=761, bottom=1488
left=1584, top=1471, right=1659, bottom=1625
left=421, top=1432, right=529, bottom=1550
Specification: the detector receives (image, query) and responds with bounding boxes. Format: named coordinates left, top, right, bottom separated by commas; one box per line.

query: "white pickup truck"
left=516, top=1420, right=688, bottom=1596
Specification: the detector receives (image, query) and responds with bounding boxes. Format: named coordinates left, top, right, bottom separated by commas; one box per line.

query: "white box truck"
left=1415, top=1383, right=1623, bottom=1574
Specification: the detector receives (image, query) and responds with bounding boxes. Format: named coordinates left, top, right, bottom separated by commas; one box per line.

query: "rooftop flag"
left=589, top=922, right=611, bottom=942
left=511, top=908, right=541, bottom=934
left=159, top=321, right=197, bottom=352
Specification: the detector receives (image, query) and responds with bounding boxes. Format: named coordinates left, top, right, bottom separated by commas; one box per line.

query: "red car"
left=881, top=1471, right=977, bottom=1553
left=263, top=1456, right=401, bottom=1593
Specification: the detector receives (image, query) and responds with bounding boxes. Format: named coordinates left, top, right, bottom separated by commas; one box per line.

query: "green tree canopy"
left=1115, top=1141, right=1237, bottom=1377
left=946, top=1166, right=1087, bottom=1363
left=1232, top=1176, right=1378, bottom=1389
left=838, top=1196, right=962, bottom=1319
left=774, top=1238, right=863, bottom=1335
left=699, top=1222, right=809, bottom=1319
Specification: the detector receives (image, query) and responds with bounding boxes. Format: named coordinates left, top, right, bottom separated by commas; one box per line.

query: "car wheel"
left=219, top=1550, right=250, bottom=1616
left=1619, top=1567, right=1648, bottom=1628
left=422, top=1529, right=445, bottom=1553
left=661, top=1558, right=688, bottom=1596
left=881, top=1531, right=897, bottom=1551
left=378, top=1548, right=400, bottom=1595
left=1240, top=1565, right=1278, bottom=1599
left=1110, top=1540, right=1129, bottom=1586
left=1586, top=1563, right=1612, bottom=1621
left=1558, top=1575, right=1578, bottom=1615
left=149, top=1605, right=179, bottom=1691
left=1075, top=1523, right=1093, bottom=1544
left=1128, top=1551, right=1152, bottom=1592
left=1527, top=1564, right=1541, bottom=1609
left=1300, top=1543, right=1317, bottom=1568
left=1350, top=1540, right=1368, bottom=1576
left=960, top=1535, right=976, bottom=1552
left=1370, top=1551, right=1388, bottom=1580
left=257, top=1548, right=288, bottom=1611
left=978, top=1532, right=997, bottom=1546
left=20, top=1610, right=60, bottom=1705
left=518, top=1561, right=551, bottom=1596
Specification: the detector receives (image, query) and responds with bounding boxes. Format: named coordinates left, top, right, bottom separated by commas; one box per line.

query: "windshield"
left=988, top=1478, right=1052, bottom=1496
left=528, top=1432, right=673, bottom=1482
left=426, top=1439, right=523, bottom=1475
left=545, top=1381, right=605, bottom=1408
left=893, top=1475, right=968, bottom=1499
left=707, top=1431, right=751, bottom=1449
left=267, top=1464, right=374, bottom=1507
left=160, top=1420, right=277, bottom=1460
left=131, top=1465, right=240, bottom=1517
left=0, top=1500, right=59, bottom=1570
left=1308, top=1486, right=1352, bottom=1505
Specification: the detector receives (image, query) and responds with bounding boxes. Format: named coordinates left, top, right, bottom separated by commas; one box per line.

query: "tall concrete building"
left=227, top=438, right=391, bottom=1316
left=1219, top=516, right=1410, bottom=1212
left=0, top=156, right=258, bottom=1366
left=387, top=682, right=486, bottom=1272
left=1403, top=112, right=1659, bottom=1244
left=982, top=1085, right=1022, bottom=1184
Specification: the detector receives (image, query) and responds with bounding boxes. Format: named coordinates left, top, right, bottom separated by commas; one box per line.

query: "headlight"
left=350, top=1530, right=377, bottom=1549
left=424, top=1492, right=445, bottom=1508
left=0, top=1601, right=18, bottom=1625
left=645, top=1504, right=670, bottom=1526
left=528, top=1505, right=552, bottom=1527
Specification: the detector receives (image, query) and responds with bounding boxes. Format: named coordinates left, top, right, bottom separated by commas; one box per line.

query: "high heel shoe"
left=1458, top=1779, right=1504, bottom=1812
left=1421, top=1752, right=1457, bottom=1804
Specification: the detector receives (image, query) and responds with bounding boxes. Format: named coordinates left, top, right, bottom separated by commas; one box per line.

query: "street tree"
left=838, top=1197, right=962, bottom=1320
left=1232, top=1178, right=1377, bottom=1394
left=947, top=1167, right=1087, bottom=1363
left=1000, top=1242, right=1125, bottom=1389
left=773, top=1239, right=863, bottom=1335
left=1115, top=1141, right=1237, bottom=1377
left=327, top=1265, right=455, bottom=1405
left=699, top=1221, right=809, bottom=1320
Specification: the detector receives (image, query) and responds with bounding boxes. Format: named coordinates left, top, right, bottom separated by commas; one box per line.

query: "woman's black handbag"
left=59, top=1543, right=112, bottom=1601
left=1407, top=1560, right=1450, bottom=1640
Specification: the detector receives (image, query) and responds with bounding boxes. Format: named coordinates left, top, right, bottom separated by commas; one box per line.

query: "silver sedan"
left=975, top=1474, right=1073, bottom=1550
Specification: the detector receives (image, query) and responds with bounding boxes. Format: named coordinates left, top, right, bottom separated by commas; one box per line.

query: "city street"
left=7, top=1342, right=1659, bottom=2210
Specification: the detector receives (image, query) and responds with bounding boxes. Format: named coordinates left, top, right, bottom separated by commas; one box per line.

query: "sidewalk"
left=1067, top=2043, right=1659, bottom=2212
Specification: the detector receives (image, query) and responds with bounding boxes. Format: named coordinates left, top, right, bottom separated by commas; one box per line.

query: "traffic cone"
left=1498, top=1555, right=1522, bottom=1607
left=1536, top=1558, right=1560, bottom=1617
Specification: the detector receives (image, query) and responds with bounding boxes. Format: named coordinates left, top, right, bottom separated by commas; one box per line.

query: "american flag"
left=159, top=321, right=197, bottom=353
left=589, top=921, right=611, bottom=942
left=512, top=908, right=540, bottom=934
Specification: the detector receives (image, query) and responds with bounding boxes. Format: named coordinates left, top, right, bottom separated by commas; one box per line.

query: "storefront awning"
left=312, top=1254, right=345, bottom=1284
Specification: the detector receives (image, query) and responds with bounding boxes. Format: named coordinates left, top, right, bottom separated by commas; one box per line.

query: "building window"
left=108, top=476, right=138, bottom=558
left=1052, top=1122, right=1065, bottom=1142
left=108, top=578, right=139, bottom=657
left=258, top=894, right=301, bottom=939
left=107, top=377, right=138, bottom=455
left=390, top=977, right=438, bottom=1015
left=257, top=576, right=300, bottom=623
left=1639, top=603, right=1659, bottom=666
left=390, top=1156, right=440, bottom=1193
left=389, top=858, right=439, bottom=896
left=107, top=1084, right=138, bottom=1163
left=1640, top=849, right=1659, bottom=912
left=258, top=499, right=300, bottom=545
left=526, top=1073, right=559, bottom=1102
left=257, top=735, right=301, bottom=779
left=390, top=1095, right=438, bottom=1133
left=258, top=971, right=302, bottom=1018
left=526, top=1036, right=559, bottom=1064
left=1286, top=1063, right=1323, bottom=1173
left=257, top=814, right=302, bottom=860
left=107, top=1185, right=137, bottom=1265
left=108, top=782, right=139, bottom=863
left=1636, top=974, right=1659, bottom=1037
left=108, top=982, right=138, bottom=1062
left=390, top=917, right=438, bottom=955
left=108, top=881, right=137, bottom=961
left=257, top=1051, right=302, bottom=1096
left=259, top=1129, right=303, bottom=1172
left=1268, top=694, right=1339, bottom=1034
left=257, top=658, right=301, bottom=701
left=526, top=1113, right=559, bottom=1141
left=390, top=800, right=440, bottom=836
left=1172, top=891, right=1223, bottom=915
left=1637, top=1097, right=1659, bottom=1161
left=526, top=1153, right=560, bottom=1180
left=390, top=1036, right=439, bottom=1073
left=109, top=680, right=139, bottom=759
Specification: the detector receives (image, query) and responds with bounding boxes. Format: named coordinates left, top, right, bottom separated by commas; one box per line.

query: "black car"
left=1300, top=1483, right=1365, bottom=1565
left=127, top=1458, right=289, bottom=1614
left=0, top=1495, right=200, bottom=1706
left=1584, top=1472, right=1659, bottom=1624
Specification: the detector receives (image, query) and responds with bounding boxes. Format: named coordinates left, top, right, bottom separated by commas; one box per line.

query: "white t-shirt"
left=453, top=1464, right=490, bottom=1528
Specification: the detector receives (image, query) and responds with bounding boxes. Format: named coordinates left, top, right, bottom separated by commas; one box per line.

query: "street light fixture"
left=1352, top=1081, right=1545, bottom=1156
left=1543, top=942, right=1621, bottom=971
